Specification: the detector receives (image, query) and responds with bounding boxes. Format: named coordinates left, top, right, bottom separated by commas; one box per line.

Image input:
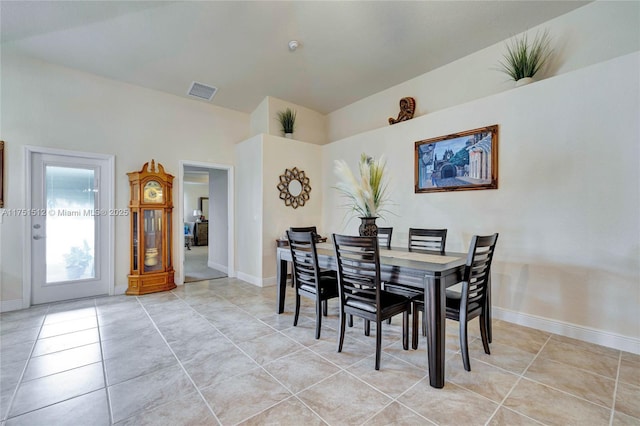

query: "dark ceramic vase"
left=358, top=217, right=378, bottom=237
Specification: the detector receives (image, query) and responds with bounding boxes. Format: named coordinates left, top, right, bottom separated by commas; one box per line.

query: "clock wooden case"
left=126, top=160, right=176, bottom=295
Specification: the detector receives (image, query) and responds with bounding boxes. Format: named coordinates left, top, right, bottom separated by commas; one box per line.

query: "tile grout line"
left=1, top=304, right=50, bottom=422
left=608, top=351, right=622, bottom=426
left=94, top=299, right=114, bottom=426
left=170, top=290, right=336, bottom=426
left=133, top=295, right=223, bottom=425
left=228, top=287, right=452, bottom=425
left=173, top=288, right=350, bottom=426
left=484, top=334, right=553, bottom=426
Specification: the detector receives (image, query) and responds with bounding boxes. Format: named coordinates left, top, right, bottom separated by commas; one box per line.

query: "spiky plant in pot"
left=498, top=29, right=553, bottom=84
left=277, top=108, right=297, bottom=137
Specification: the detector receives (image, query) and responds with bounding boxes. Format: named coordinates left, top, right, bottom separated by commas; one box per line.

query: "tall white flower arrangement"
left=334, top=153, right=391, bottom=219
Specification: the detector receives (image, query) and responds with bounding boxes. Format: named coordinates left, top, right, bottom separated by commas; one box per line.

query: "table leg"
left=424, top=275, right=446, bottom=388
left=276, top=252, right=288, bottom=314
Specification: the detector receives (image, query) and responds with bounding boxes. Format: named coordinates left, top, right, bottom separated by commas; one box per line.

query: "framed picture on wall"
left=415, top=125, right=498, bottom=193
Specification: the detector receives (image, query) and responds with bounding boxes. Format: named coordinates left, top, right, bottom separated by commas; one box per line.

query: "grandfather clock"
left=126, top=160, right=176, bottom=295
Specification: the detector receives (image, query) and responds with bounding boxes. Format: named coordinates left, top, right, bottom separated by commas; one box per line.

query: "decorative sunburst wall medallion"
left=277, top=167, right=311, bottom=209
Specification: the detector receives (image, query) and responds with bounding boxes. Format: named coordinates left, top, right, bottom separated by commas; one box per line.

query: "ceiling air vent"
left=187, top=81, right=217, bottom=101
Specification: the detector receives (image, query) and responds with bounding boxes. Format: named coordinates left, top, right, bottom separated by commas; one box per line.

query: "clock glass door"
left=143, top=209, right=164, bottom=272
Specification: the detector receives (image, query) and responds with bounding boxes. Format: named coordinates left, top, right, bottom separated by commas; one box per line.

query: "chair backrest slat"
left=287, top=231, right=321, bottom=290
left=462, top=233, right=499, bottom=309
left=408, top=228, right=447, bottom=254
left=332, top=234, right=381, bottom=306
left=377, top=227, right=393, bottom=250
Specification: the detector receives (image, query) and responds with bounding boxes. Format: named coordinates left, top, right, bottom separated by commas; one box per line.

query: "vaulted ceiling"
left=1, top=1, right=590, bottom=114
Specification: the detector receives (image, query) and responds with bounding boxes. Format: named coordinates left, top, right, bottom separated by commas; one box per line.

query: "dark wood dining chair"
left=287, top=230, right=339, bottom=339
left=290, top=226, right=318, bottom=236
left=332, top=234, right=411, bottom=370
left=384, top=228, right=448, bottom=337
left=413, top=233, right=499, bottom=371
left=408, top=228, right=448, bottom=253
left=376, top=227, right=393, bottom=249
left=288, top=226, right=334, bottom=287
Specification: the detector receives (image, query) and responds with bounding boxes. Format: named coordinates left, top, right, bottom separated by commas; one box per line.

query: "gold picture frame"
left=415, top=125, right=498, bottom=193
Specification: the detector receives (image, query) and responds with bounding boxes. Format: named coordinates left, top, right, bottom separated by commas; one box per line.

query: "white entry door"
left=30, top=151, right=113, bottom=304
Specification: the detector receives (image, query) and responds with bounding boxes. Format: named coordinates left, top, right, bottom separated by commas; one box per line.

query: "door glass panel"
left=45, top=166, right=96, bottom=283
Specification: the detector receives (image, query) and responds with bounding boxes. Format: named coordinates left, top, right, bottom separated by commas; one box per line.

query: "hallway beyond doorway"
left=184, top=246, right=226, bottom=282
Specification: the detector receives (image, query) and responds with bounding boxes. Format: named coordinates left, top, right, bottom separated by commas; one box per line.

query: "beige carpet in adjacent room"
left=184, top=246, right=227, bottom=282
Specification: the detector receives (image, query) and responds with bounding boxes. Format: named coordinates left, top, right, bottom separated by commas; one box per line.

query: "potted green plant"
left=64, top=241, right=92, bottom=280
left=498, top=29, right=553, bottom=87
left=277, top=107, right=297, bottom=138
left=334, top=153, right=391, bottom=236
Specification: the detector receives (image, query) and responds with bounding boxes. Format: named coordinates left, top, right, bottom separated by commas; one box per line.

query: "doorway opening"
left=179, top=161, right=234, bottom=284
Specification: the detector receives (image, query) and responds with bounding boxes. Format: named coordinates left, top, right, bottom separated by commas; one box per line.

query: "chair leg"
left=479, top=313, right=491, bottom=355
left=364, top=320, right=370, bottom=336
left=315, top=298, right=322, bottom=340
left=422, top=309, right=427, bottom=337
left=322, top=300, right=328, bottom=316
left=348, top=314, right=353, bottom=327
left=402, top=311, right=409, bottom=350
left=387, top=318, right=391, bottom=325
left=412, top=307, right=419, bottom=350
left=338, top=312, right=346, bottom=353
left=460, top=319, right=471, bottom=371
left=375, top=320, right=382, bottom=370
left=293, top=293, right=301, bottom=326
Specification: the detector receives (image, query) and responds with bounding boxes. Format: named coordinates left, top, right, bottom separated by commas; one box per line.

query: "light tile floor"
left=1, top=278, right=638, bottom=425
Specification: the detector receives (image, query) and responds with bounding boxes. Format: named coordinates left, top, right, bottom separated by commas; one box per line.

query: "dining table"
left=276, top=242, right=470, bottom=389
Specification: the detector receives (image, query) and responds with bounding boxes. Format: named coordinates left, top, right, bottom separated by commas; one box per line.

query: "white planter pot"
left=515, top=77, right=534, bottom=87
left=284, top=133, right=293, bottom=139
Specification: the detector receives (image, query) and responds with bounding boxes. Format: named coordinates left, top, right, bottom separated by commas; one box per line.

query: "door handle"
left=33, top=235, right=44, bottom=240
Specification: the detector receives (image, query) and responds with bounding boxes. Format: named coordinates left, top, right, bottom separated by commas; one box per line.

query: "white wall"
left=0, top=53, right=249, bottom=306
left=183, top=182, right=208, bottom=221
left=250, top=96, right=328, bottom=145
left=322, top=53, right=640, bottom=351
left=234, top=133, right=324, bottom=285
left=262, top=135, right=324, bottom=282
left=208, top=169, right=228, bottom=272
left=267, top=97, right=327, bottom=145
left=327, top=1, right=640, bottom=142
left=234, top=135, right=263, bottom=285
left=250, top=97, right=270, bottom=137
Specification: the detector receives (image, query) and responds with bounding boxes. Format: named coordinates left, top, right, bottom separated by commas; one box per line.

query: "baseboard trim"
left=236, top=272, right=262, bottom=287
left=207, top=261, right=228, bottom=274
left=0, top=299, right=25, bottom=313
left=494, top=307, right=640, bottom=355
left=261, top=276, right=277, bottom=287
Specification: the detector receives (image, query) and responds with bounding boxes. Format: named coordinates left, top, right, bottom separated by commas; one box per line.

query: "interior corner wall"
left=322, top=52, right=640, bottom=350
left=0, top=53, right=249, bottom=307
left=234, top=135, right=264, bottom=285
left=261, top=135, right=324, bottom=284
left=250, top=97, right=270, bottom=137
left=267, top=97, right=328, bottom=145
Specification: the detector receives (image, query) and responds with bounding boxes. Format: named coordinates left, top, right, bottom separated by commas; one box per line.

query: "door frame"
left=23, top=146, right=115, bottom=307
left=178, top=160, right=234, bottom=284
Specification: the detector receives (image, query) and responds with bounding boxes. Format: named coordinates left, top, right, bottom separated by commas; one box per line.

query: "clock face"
left=143, top=180, right=163, bottom=203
